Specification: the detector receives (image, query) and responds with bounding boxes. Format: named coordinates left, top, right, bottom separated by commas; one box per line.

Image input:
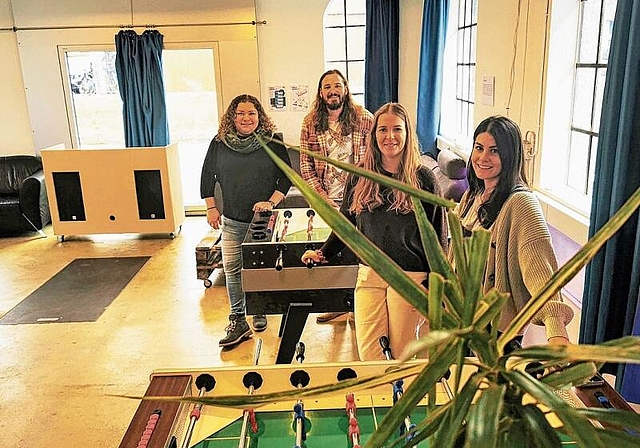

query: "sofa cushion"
left=0, top=155, right=43, bottom=195
left=437, top=149, right=467, bottom=180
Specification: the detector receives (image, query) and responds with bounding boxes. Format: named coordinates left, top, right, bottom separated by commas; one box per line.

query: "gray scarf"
left=221, top=128, right=274, bottom=154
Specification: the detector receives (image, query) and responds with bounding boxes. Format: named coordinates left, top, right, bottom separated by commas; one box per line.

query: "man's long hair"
left=217, top=94, right=276, bottom=139
left=312, top=69, right=359, bottom=135
left=349, top=103, right=422, bottom=215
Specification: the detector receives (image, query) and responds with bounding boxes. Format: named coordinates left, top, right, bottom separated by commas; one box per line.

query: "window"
left=440, top=0, right=478, bottom=148
left=62, top=49, right=124, bottom=148
left=323, top=0, right=366, bottom=104
left=567, top=0, right=617, bottom=198
left=539, top=0, right=617, bottom=216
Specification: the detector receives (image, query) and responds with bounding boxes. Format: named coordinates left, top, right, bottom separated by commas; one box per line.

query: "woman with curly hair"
left=200, top=94, right=292, bottom=349
left=302, top=103, right=448, bottom=360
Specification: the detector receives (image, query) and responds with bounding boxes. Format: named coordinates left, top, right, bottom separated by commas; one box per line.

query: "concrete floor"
left=0, top=217, right=587, bottom=447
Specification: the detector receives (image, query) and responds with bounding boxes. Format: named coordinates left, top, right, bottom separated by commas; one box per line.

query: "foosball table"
left=118, top=357, right=464, bottom=448
left=118, top=355, right=639, bottom=448
left=241, top=208, right=358, bottom=363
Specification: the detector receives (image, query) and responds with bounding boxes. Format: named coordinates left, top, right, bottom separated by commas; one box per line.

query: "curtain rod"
left=0, top=20, right=266, bottom=32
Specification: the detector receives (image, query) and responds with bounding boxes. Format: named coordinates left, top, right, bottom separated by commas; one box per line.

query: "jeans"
left=221, top=216, right=251, bottom=316
left=354, top=265, right=428, bottom=361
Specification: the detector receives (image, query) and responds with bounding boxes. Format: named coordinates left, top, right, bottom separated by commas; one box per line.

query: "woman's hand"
left=253, top=201, right=275, bottom=213
left=207, top=207, right=221, bottom=229
left=548, top=336, right=571, bottom=346
left=301, top=249, right=326, bottom=265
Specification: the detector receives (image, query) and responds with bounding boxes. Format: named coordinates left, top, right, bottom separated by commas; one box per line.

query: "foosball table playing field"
left=241, top=208, right=358, bottom=363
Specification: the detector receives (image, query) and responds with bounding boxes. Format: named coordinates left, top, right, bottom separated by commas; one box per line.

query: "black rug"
left=0, top=256, right=150, bottom=324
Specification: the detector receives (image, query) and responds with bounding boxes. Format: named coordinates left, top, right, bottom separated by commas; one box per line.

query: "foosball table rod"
left=180, top=373, right=216, bottom=448
left=238, top=338, right=264, bottom=448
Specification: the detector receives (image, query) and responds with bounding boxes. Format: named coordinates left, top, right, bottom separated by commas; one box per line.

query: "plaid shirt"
left=299, top=105, right=374, bottom=200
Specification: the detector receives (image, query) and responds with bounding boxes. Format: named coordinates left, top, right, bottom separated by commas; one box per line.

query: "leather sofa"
left=0, top=155, right=51, bottom=235
left=421, top=149, right=469, bottom=202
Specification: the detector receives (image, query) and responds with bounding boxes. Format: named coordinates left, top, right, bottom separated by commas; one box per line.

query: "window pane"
left=465, top=0, right=472, bottom=24
left=572, top=67, right=595, bottom=130
left=456, top=65, right=464, bottom=99
left=578, top=0, right=602, bottom=63
left=346, top=0, right=365, bottom=26
left=458, top=0, right=465, bottom=26
left=346, top=60, right=364, bottom=95
left=346, top=26, right=365, bottom=60
left=325, top=0, right=344, bottom=15
left=593, top=67, right=607, bottom=132
left=352, top=92, right=364, bottom=106
left=471, top=0, right=478, bottom=23
left=324, top=27, right=347, bottom=61
left=567, top=131, right=590, bottom=194
left=470, top=27, right=477, bottom=64
left=587, top=135, right=598, bottom=196
left=346, top=0, right=365, bottom=15
left=65, top=51, right=124, bottom=148
left=600, top=0, right=617, bottom=63
left=326, top=61, right=347, bottom=75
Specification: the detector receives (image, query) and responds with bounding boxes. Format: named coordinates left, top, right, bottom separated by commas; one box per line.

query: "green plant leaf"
left=432, top=371, right=484, bottom=447
left=575, top=408, right=640, bottom=435
left=509, top=337, right=640, bottom=366
left=500, top=185, right=640, bottom=350
left=364, top=343, right=460, bottom=447
left=117, top=362, right=427, bottom=408
left=519, top=403, right=563, bottom=448
left=596, top=428, right=640, bottom=447
left=538, top=361, right=597, bottom=388
left=413, top=197, right=455, bottom=280
left=462, top=229, right=491, bottom=325
left=504, top=370, right=606, bottom=447
left=465, top=383, right=506, bottom=447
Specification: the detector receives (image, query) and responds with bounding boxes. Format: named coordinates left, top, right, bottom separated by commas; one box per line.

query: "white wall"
left=12, top=0, right=258, bottom=151
left=255, top=0, right=424, bottom=146
left=0, top=0, right=435, bottom=154
left=0, top=0, right=35, bottom=155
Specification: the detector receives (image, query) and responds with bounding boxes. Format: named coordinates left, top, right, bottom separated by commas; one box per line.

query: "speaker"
left=134, top=170, right=166, bottom=220
left=52, top=172, right=86, bottom=222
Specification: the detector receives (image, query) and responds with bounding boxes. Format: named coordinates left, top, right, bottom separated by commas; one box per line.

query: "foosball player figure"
left=345, top=393, right=361, bottom=447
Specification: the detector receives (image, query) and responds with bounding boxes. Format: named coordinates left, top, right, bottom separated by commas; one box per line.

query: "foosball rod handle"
left=379, top=335, right=393, bottom=361
left=295, top=341, right=305, bottom=363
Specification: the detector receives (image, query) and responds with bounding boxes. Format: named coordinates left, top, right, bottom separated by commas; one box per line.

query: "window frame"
left=323, top=0, right=366, bottom=102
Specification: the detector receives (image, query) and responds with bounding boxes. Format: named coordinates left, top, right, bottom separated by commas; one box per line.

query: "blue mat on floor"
left=0, top=257, right=150, bottom=324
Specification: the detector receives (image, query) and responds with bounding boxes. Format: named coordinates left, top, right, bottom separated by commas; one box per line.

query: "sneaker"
left=219, top=314, right=252, bottom=347
left=316, top=311, right=348, bottom=323
left=252, top=314, right=268, bottom=332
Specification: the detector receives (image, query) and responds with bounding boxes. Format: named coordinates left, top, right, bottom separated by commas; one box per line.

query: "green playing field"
left=192, top=405, right=578, bottom=447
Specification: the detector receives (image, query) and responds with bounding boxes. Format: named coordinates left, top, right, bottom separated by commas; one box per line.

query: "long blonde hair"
left=349, top=103, right=422, bottom=214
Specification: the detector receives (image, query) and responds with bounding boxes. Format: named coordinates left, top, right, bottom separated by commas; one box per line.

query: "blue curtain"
left=578, top=0, right=640, bottom=402
left=115, top=30, right=170, bottom=147
left=416, top=0, right=449, bottom=156
left=364, top=0, right=399, bottom=114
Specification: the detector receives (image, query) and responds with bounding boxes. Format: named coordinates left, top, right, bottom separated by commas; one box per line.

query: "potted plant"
left=151, top=140, right=640, bottom=447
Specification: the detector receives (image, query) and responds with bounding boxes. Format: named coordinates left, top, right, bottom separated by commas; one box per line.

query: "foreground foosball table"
left=118, top=359, right=464, bottom=448
left=118, top=358, right=638, bottom=448
left=241, top=208, right=358, bottom=363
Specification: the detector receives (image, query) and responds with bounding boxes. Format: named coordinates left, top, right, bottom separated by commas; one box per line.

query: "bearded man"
left=299, top=69, right=373, bottom=322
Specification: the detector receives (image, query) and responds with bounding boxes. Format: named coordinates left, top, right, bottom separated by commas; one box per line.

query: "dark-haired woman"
left=200, top=94, right=291, bottom=349
left=455, top=115, right=573, bottom=348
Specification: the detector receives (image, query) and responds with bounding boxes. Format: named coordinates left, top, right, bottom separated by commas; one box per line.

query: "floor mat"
left=0, top=256, right=150, bottom=324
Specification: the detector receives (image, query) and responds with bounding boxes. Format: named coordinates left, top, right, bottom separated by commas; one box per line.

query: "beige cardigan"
left=455, top=190, right=574, bottom=340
